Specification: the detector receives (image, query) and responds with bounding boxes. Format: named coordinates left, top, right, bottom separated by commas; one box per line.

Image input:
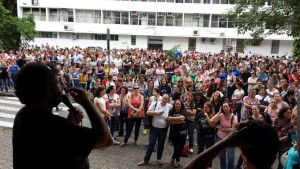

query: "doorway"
left=188, top=38, right=196, bottom=51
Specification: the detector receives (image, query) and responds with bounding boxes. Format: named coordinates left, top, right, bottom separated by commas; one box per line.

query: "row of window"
left=23, top=8, right=234, bottom=28
left=40, top=32, right=119, bottom=41
left=39, top=32, right=281, bottom=54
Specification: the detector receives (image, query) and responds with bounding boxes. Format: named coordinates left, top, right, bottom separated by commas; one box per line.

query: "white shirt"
left=156, top=69, right=165, bottom=81
left=109, top=67, right=119, bottom=80
left=148, top=102, right=173, bottom=128
left=255, top=95, right=270, bottom=103
left=57, top=55, right=64, bottom=64
left=106, top=81, right=116, bottom=88
left=113, top=58, right=123, bottom=68
left=103, top=94, right=120, bottom=116
left=94, top=97, right=106, bottom=118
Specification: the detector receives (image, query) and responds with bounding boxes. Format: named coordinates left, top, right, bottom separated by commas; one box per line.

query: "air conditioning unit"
left=131, top=11, right=137, bottom=15
left=71, top=34, right=77, bottom=40
left=220, top=32, right=226, bottom=37
left=193, top=30, right=199, bottom=36
left=33, top=0, right=39, bottom=6
left=209, top=38, right=216, bottom=44
left=167, top=13, right=173, bottom=17
left=64, top=25, right=73, bottom=31
left=193, top=13, right=200, bottom=18
left=201, top=38, right=207, bottom=43
left=157, top=12, right=164, bottom=17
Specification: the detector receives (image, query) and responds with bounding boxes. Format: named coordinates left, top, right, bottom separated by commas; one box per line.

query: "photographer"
left=13, top=62, right=112, bottom=169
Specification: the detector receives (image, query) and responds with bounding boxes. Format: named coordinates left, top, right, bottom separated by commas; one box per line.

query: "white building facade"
left=17, top=0, right=293, bottom=56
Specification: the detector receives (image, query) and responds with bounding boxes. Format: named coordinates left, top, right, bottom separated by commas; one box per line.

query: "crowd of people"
left=3, top=44, right=299, bottom=168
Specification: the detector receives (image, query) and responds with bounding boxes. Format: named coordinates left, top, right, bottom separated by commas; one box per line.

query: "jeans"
left=217, top=136, right=235, bottom=169
left=171, top=134, right=186, bottom=162
left=119, top=113, right=128, bottom=136
left=227, top=86, right=236, bottom=101
left=197, top=134, right=215, bottom=167
left=109, top=116, right=119, bottom=137
left=124, top=118, right=142, bottom=143
left=1, top=78, right=8, bottom=92
left=187, top=120, right=195, bottom=149
left=144, top=126, right=168, bottom=163
left=79, top=83, right=87, bottom=90
left=233, top=103, right=242, bottom=122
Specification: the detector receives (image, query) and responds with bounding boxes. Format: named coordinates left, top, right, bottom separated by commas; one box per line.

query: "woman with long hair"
left=210, top=91, right=224, bottom=113
left=264, top=98, right=279, bottom=123
left=160, top=78, right=171, bottom=96
left=104, top=86, right=120, bottom=140
left=231, top=82, right=244, bottom=122
left=171, top=69, right=182, bottom=88
left=241, top=88, right=260, bottom=121
left=167, top=99, right=188, bottom=168
left=210, top=101, right=238, bottom=169
left=274, top=93, right=289, bottom=110
left=266, top=81, right=279, bottom=98
left=94, top=62, right=104, bottom=81
left=255, top=88, right=270, bottom=112
left=194, top=71, right=205, bottom=91
left=195, top=102, right=216, bottom=169
left=274, top=107, right=296, bottom=169
left=120, top=84, right=144, bottom=146
left=123, top=74, right=134, bottom=92
left=118, top=86, right=129, bottom=137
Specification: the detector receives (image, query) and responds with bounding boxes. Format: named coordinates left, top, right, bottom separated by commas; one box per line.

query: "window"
left=49, top=9, right=73, bottom=22
left=121, top=12, right=129, bottom=24
left=49, top=9, right=59, bottom=21
left=113, top=11, right=121, bottom=24
left=174, top=13, right=182, bottom=26
left=219, top=16, right=227, bottom=28
left=76, top=10, right=101, bottom=23
left=111, top=35, right=119, bottom=41
left=93, top=34, right=118, bottom=41
left=39, top=32, right=58, bottom=38
left=211, top=15, right=218, bottom=27
left=131, top=35, right=136, bottom=45
left=23, top=8, right=46, bottom=21
left=103, top=11, right=112, bottom=24
left=148, top=13, right=156, bottom=26
left=271, top=40, right=280, bottom=54
left=202, top=14, right=210, bottom=27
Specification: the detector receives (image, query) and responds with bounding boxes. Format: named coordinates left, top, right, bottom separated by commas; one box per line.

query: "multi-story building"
left=17, top=0, right=293, bottom=56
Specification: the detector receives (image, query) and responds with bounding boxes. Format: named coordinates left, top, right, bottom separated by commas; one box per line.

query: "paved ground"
left=0, top=90, right=278, bottom=169
left=1, top=125, right=243, bottom=169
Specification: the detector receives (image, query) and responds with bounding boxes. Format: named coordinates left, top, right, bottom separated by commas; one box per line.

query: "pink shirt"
left=128, top=94, right=144, bottom=119
left=217, top=113, right=238, bottom=139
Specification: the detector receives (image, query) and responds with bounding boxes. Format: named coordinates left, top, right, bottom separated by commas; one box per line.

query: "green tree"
left=293, top=38, right=300, bottom=58
left=0, top=2, right=38, bottom=50
left=227, top=0, right=300, bottom=46
left=0, top=0, right=17, bottom=16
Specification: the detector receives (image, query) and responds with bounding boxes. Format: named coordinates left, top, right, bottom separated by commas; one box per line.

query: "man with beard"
left=13, top=62, right=112, bottom=169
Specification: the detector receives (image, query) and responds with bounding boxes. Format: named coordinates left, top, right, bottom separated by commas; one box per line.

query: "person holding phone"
left=209, top=101, right=238, bottom=169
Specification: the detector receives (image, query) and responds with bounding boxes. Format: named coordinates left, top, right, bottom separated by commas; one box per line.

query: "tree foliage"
left=166, top=45, right=181, bottom=61
left=227, top=0, right=300, bottom=46
left=0, top=2, right=38, bottom=50
left=293, top=38, right=300, bottom=58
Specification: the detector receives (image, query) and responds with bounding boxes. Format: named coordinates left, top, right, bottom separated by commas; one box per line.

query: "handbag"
left=144, top=102, right=158, bottom=129
left=180, top=144, right=189, bottom=157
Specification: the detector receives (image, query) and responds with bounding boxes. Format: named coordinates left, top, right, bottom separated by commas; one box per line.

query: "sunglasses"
left=133, top=87, right=139, bottom=90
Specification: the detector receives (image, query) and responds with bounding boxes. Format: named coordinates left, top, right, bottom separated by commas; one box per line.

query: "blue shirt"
left=73, top=54, right=83, bottom=64
left=232, top=69, right=241, bottom=77
left=257, top=73, right=268, bottom=81
left=219, top=73, right=228, bottom=79
left=10, top=65, right=19, bottom=75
